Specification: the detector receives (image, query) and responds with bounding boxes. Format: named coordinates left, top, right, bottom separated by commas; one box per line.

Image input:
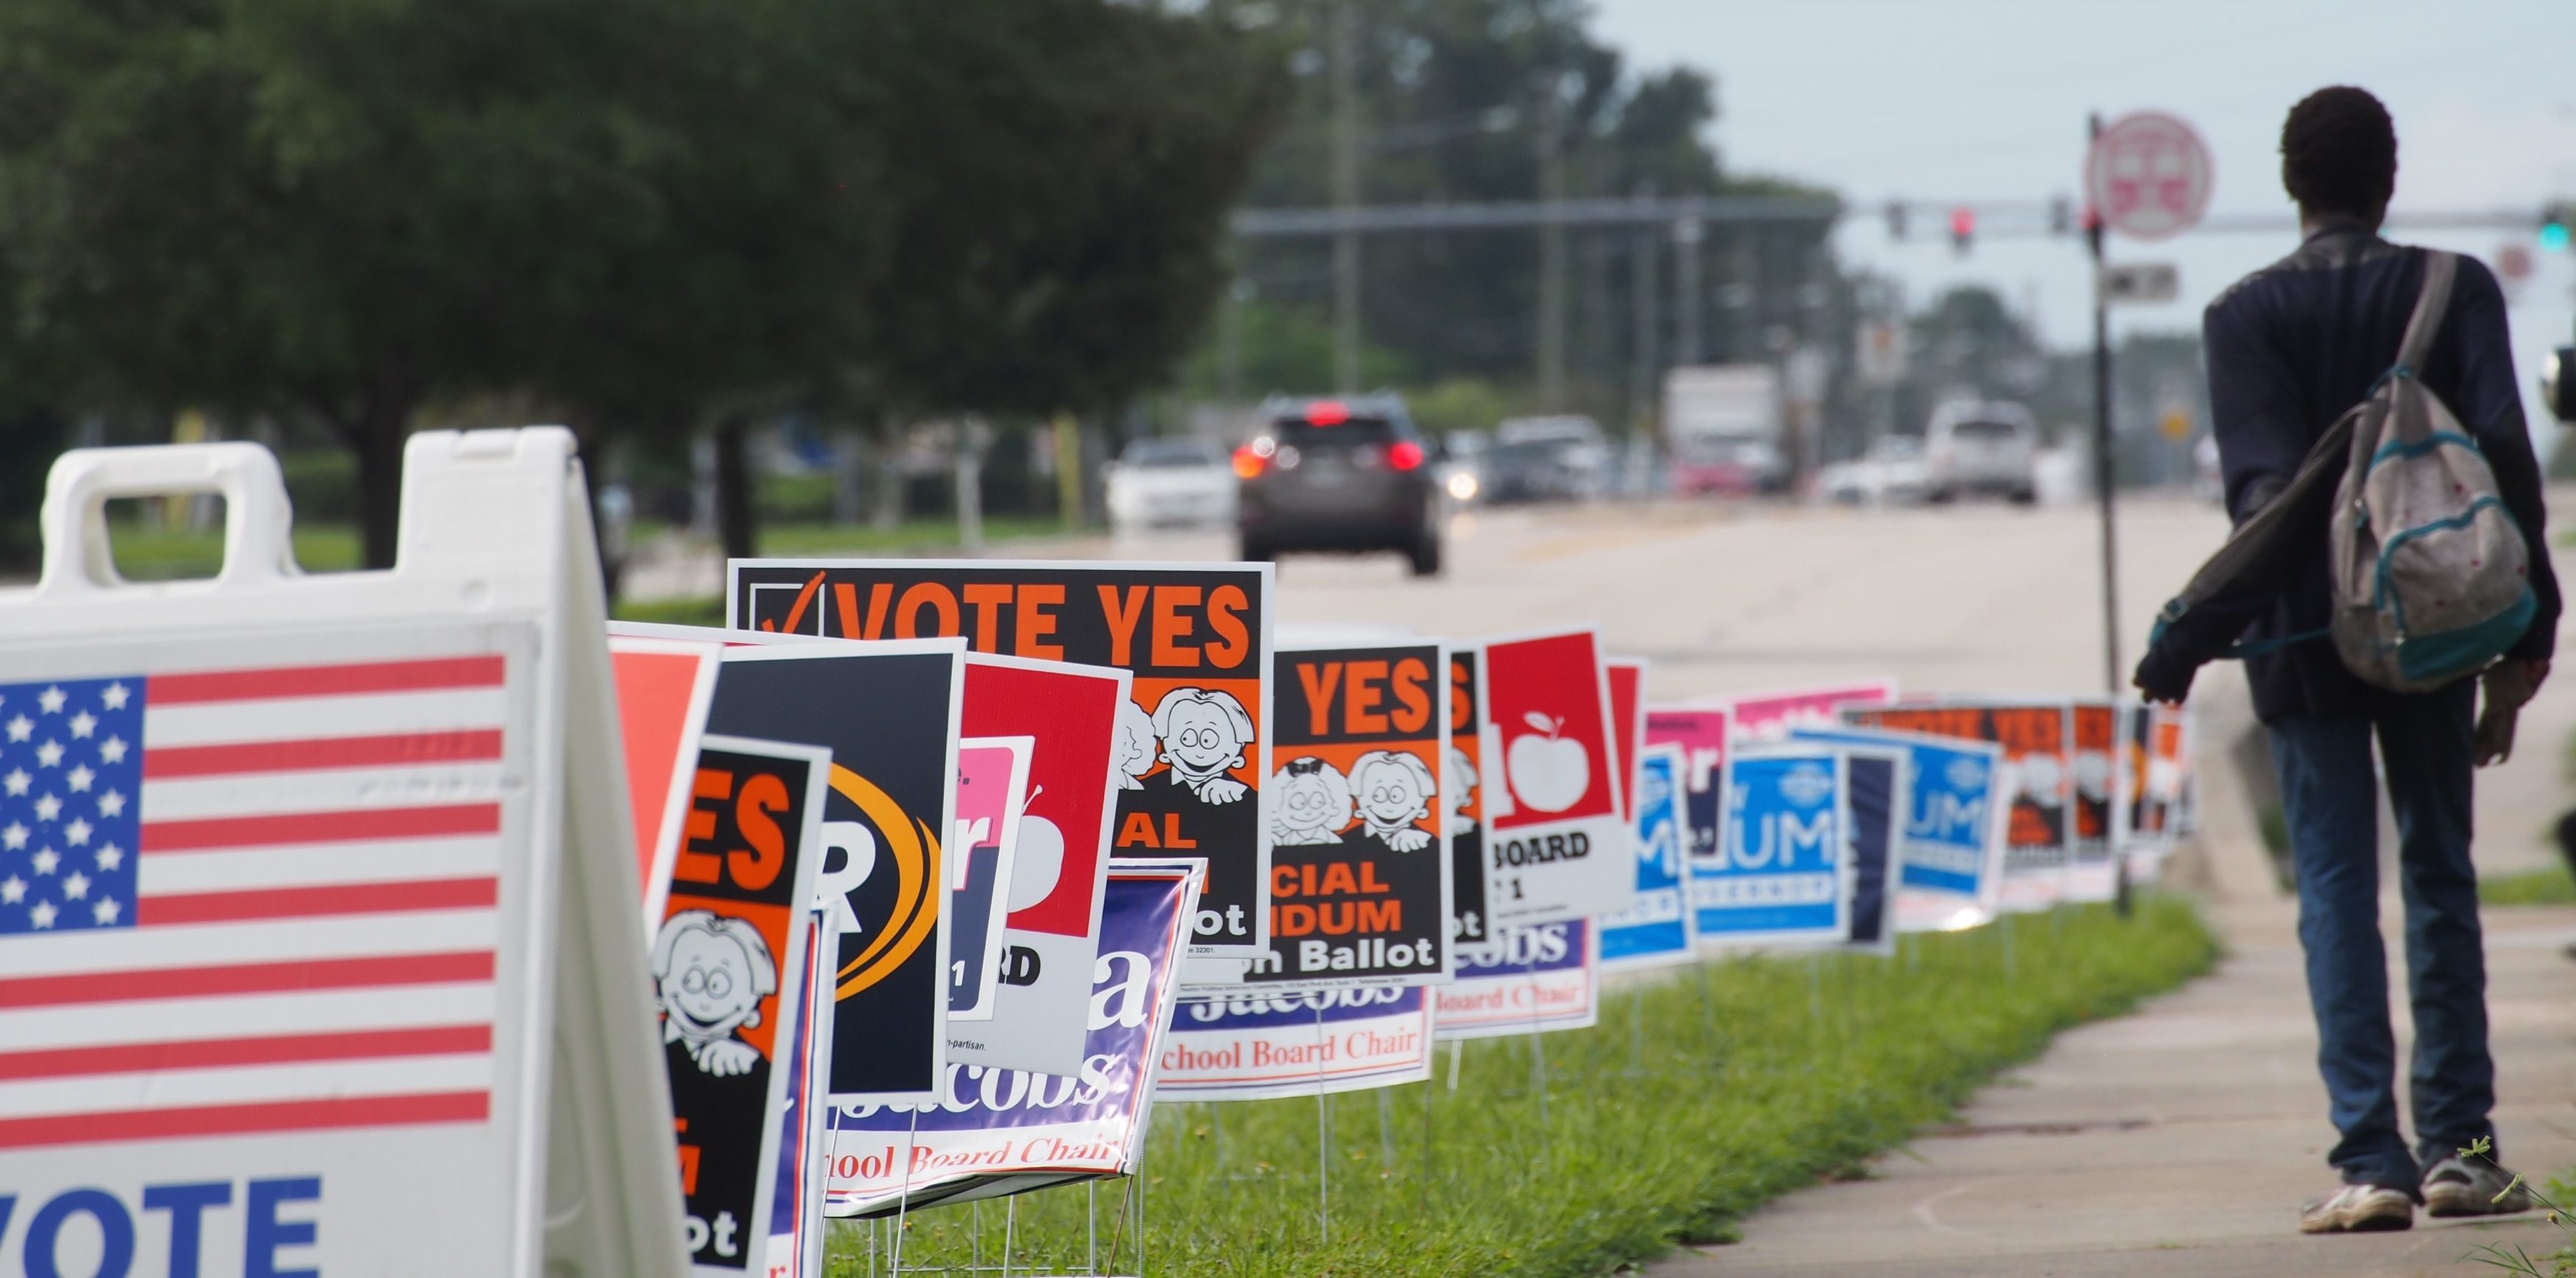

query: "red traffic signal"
left=1949, top=207, right=1976, bottom=255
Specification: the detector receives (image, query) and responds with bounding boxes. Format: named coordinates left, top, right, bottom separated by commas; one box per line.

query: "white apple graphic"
left=1004, top=812, right=1065, bottom=913
left=1505, top=711, right=1592, bottom=813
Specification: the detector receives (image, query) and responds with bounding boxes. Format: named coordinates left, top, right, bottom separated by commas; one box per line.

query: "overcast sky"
left=1588, top=0, right=2576, bottom=427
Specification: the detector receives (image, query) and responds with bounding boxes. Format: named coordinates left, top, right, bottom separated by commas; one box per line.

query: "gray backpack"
left=2326, top=250, right=2536, bottom=691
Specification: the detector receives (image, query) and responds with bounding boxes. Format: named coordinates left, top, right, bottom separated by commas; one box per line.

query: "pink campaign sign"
left=945, top=738, right=1032, bottom=1021
left=1644, top=707, right=1729, bottom=864
left=1727, top=683, right=1896, bottom=741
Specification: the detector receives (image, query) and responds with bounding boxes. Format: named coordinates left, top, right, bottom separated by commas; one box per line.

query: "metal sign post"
left=2087, top=114, right=2121, bottom=696
left=2083, top=107, right=2213, bottom=694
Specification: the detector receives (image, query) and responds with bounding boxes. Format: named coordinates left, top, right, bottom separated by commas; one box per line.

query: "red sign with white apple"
left=1487, top=632, right=1619, bottom=827
left=1480, top=629, right=1632, bottom=925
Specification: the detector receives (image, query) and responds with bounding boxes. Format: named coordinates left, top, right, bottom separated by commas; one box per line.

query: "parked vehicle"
left=1438, top=430, right=1487, bottom=506
left=1492, top=416, right=1612, bottom=501
left=1234, top=395, right=1444, bottom=576
left=1819, top=435, right=1933, bottom=506
left=1479, top=439, right=1585, bottom=505
left=1664, top=364, right=1786, bottom=495
left=1924, top=400, right=2040, bottom=504
left=1105, top=436, right=1236, bottom=530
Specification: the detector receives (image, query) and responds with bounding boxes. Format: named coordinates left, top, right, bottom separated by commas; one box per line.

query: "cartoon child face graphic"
left=1446, top=745, right=1479, bottom=828
left=2072, top=749, right=2112, bottom=802
left=651, top=910, right=778, bottom=1077
left=1112, top=698, right=1158, bottom=790
left=1351, top=749, right=1436, bottom=852
left=1270, top=758, right=1352, bottom=845
left=2017, top=754, right=2066, bottom=808
left=1151, top=687, right=1254, bottom=804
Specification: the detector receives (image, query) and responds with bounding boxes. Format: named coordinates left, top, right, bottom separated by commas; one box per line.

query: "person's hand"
left=2473, top=659, right=2546, bottom=767
left=2132, top=647, right=2195, bottom=705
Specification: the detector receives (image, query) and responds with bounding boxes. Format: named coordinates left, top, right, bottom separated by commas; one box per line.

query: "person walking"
left=2132, top=86, right=2558, bottom=1235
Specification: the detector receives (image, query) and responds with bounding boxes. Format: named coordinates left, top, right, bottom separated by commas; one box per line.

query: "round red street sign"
left=2496, top=242, right=2535, bottom=285
left=2087, top=111, right=2213, bottom=241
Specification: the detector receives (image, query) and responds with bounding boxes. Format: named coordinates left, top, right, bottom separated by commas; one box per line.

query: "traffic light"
left=2050, top=196, right=2073, bottom=236
left=1949, top=206, right=1975, bottom=256
left=2543, top=203, right=2571, bottom=253
left=1884, top=200, right=1908, bottom=242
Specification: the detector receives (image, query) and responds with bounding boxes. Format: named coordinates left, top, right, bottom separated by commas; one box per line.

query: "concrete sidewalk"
left=1651, top=897, right=2575, bottom=1277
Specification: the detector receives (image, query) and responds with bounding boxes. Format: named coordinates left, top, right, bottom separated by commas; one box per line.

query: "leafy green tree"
left=0, top=0, right=1286, bottom=565
left=735, top=0, right=1291, bottom=554
left=1199, top=0, right=1833, bottom=421
left=1907, top=285, right=2048, bottom=408
left=852, top=0, right=1292, bottom=418
left=0, top=0, right=874, bottom=567
left=1176, top=297, right=1416, bottom=402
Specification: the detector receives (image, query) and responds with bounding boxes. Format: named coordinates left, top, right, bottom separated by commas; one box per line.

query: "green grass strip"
left=832, top=895, right=2218, bottom=1277
left=94, top=521, right=364, bottom=579
left=749, top=515, right=1065, bottom=557
left=615, top=595, right=728, bottom=628
left=2480, top=864, right=2576, bottom=906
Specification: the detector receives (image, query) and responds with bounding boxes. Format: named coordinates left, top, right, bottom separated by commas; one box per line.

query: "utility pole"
left=1220, top=279, right=1246, bottom=403
left=1629, top=213, right=1658, bottom=437
left=2088, top=110, right=2123, bottom=695
left=1731, top=233, right=1758, bottom=361
left=1330, top=0, right=1360, bottom=394
left=1536, top=84, right=1566, bottom=409
left=1672, top=216, right=1702, bottom=367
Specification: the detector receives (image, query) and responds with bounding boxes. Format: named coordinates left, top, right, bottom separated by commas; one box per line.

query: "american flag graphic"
left=0, top=654, right=514, bottom=1150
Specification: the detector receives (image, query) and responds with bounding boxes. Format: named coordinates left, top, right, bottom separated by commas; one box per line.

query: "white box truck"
left=1663, top=364, right=1785, bottom=495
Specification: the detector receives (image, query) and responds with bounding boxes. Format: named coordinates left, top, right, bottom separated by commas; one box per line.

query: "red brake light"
left=1305, top=400, right=1350, bottom=426
left=1231, top=445, right=1267, bottom=479
left=1388, top=440, right=1425, bottom=471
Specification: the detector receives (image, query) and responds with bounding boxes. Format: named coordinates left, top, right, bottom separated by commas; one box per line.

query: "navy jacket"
left=2162, top=220, right=2558, bottom=722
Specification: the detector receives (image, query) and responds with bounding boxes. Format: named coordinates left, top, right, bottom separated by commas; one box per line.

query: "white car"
left=1868, top=435, right=1932, bottom=504
left=1105, top=437, right=1235, bottom=530
left=1924, top=400, right=2039, bottom=505
left=1816, top=437, right=1931, bottom=507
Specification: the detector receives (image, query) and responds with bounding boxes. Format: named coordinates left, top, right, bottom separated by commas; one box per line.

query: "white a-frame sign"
left=0, top=431, right=685, bottom=1277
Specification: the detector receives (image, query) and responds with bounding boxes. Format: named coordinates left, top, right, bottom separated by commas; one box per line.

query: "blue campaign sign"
left=1600, top=746, right=1696, bottom=969
left=1789, top=727, right=2003, bottom=914
left=1693, top=749, right=1849, bottom=947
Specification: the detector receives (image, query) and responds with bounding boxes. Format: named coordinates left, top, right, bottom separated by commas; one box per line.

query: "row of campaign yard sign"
left=609, top=561, right=2202, bottom=1254
left=0, top=437, right=2201, bottom=1278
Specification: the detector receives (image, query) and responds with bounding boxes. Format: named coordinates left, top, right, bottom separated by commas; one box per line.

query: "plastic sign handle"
left=35, top=443, right=300, bottom=597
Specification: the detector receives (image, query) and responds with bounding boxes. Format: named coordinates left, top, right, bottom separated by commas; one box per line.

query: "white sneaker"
left=2299, top=1183, right=2415, bottom=1234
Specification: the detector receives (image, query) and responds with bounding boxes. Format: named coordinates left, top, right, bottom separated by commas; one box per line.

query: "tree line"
left=0, top=0, right=1292, bottom=567
left=1194, top=0, right=1839, bottom=432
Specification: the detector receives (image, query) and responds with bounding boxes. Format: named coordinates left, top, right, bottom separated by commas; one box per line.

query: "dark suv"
left=1234, top=395, right=1443, bottom=576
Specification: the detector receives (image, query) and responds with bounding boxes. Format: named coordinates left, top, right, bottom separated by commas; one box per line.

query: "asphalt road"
left=1078, top=493, right=2575, bottom=877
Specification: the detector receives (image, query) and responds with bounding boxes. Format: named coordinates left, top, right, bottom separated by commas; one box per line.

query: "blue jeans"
left=2269, top=679, right=2493, bottom=1192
